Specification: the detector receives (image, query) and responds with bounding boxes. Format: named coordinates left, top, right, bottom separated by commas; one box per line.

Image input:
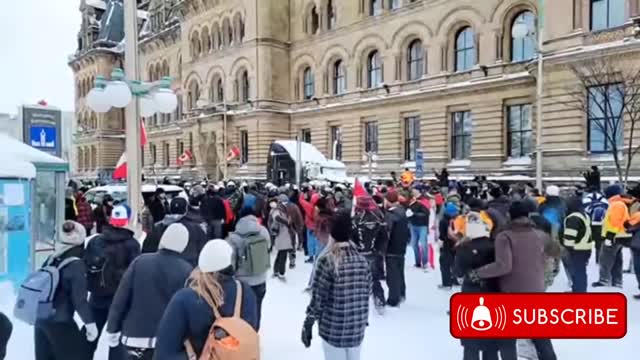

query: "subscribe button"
left=450, top=293, right=627, bottom=339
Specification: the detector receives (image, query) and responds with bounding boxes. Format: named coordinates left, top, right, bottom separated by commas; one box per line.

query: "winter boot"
left=633, top=293, right=640, bottom=300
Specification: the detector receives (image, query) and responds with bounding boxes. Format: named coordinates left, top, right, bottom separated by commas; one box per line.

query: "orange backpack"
left=185, top=281, right=260, bottom=360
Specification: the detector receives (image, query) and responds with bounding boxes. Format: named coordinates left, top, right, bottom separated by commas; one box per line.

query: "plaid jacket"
left=306, top=242, right=371, bottom=348
left=76, top=200, right=94, bottom=229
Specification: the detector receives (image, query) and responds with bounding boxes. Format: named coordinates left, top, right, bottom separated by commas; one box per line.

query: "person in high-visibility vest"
left=400, top=168, right=415, bottom=187
left=562, top=197, right=592, bottom=293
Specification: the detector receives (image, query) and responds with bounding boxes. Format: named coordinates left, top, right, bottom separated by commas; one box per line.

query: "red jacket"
left=223, top=199, right=235, bottom=225
left=76, top=197, right=94, bottom=229
left=299, top=193, right=320, bottom=230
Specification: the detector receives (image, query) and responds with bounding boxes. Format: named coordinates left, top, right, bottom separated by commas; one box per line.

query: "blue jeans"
left=569, top=250, right=591, bottom=292
left=306, top=229, right=319, bottom=258
left=308, top=238, right=332, bottom=287
left=410, top=225, right=428, bottom=267
left=322, top=341, right=361, bottom=360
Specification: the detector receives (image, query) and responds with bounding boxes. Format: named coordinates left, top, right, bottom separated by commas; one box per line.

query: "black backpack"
left=355, top=212, right=385, bottom=255
left=84, top=234, right=130, bottom=297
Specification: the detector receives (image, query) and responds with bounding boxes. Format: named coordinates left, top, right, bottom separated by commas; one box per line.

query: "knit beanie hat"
left=604, top=184, right=623, bottom=199
left=509, top=200, right=531, bottom=220
left=159, top=223, right=189, bottom=253
left=465, top=211, right=491, bottom=239
left=545, top=185, right=560, bottom=197
left=170, top=197, right=188, bottom=215
left=444, top=202, right=460, bottom=217
left=60, top=221, right=86, bottom=245
left=330, top=210, right=352, bottom=243
left=198, top=239, right=233, bottom=273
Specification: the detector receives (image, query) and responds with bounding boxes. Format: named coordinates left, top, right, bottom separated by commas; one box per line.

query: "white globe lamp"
left=86, top=87, right=111, bottom=113
left=104, top=68, right=132, bottom=108
left=154, top=86, right=178, bottom=114
left=140, top=94, right=157, bottom=118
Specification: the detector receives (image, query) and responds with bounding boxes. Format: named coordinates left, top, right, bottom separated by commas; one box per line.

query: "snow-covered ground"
left=1, top=249, right=638, bottom=360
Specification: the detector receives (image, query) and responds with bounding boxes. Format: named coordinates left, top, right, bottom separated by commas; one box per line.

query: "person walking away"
left=583, top=189, right=608, bottom=263
left=593, top=184, right=631, bottom=288
left=94, top=194, right=114, bottom=234
left=139, top=197, right=154, bottom=236
left=201, top=185, right=226, bottom=239
left=539, top=185, right=568, bottom=288
left=227, top=207, right=271, bottom=330
left=487, top=186, right=510, bottom=219
left=454, top=212, right=515, bottom=360
left=285, top=192, right=304, bottom=269
left=33, top=221, right=97, bottom=360
left=384, top=191, right=409, bottom=307
left=305, top=200, right=336, bottom=290
left=154, top=240, right=258, bottom=359
left=104, top=223, right=194, bottom=360
left=407, top=189, right=430, bottom=269
left=439, top=201, right=461, bottom=289
left=149, top=188, right=168, bottom=225
left=65, top=188, right=78, bottom=221
left=352, top=194, right=388, bottom=313
left=75, top=191, right=94, bottom=235
left=299, top=190, right=321, bottom=262
left=562, top=197, right=593, bottom=293
left=473, top=201, right=561, bottom=360
left=0, top=312, right=11, bottom=360
left=270, top=195, right=295, bottom=280
left=301, top=210, right=371, bottom=360
left=625, top=211, right=640, bottom=299
left=85, top=205, right=140, bottom=360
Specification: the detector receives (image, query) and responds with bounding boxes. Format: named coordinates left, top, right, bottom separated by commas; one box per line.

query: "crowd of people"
left=2, top=166, right=640, bottom=360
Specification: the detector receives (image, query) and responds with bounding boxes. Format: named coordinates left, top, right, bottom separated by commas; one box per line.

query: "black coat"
left=142, top=213, right=208, bottom=267
left=93, top=203, right=113, bottom=234
left=0, top=311, right=11, bottom=360
left=200, top=194, right=226, bottom=222
left=149, top=198, right=168, bottom=224
left=385, top=206, right=409, bottom=256
left=408, top=201, right=429, bottom=227
left=439, top=215, right=456, bottom=251
left=106, top=250, right=194, bottom=345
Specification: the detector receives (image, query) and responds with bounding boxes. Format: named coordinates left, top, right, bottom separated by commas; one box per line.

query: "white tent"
left=0, top=156, right=36, bottom=179
left=0, top=133, right=66, bottom=167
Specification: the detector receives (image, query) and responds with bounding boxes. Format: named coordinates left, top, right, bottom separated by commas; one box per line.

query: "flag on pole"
left=227, top=146, right=241, bottom=161
left=140, top=119, right=148, bottom=147
left=177, top=149, right=193, bottom=165
left=112, top=121, right=147, bottom=180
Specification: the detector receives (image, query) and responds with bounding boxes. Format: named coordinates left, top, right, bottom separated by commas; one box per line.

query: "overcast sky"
left=0, top=0, right=79, bottom=113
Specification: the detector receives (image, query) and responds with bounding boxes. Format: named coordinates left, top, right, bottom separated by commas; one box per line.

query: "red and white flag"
left=227, top=146, right=241, bottom=162
left=112, top=120, right=148, bottom=180
left=177, top=149, right=193, bottom=165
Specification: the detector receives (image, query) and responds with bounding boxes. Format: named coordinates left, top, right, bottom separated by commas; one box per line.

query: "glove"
left=301, top=316, right=315, bottom=348
left=105, top=332, right=121, bottom=348
left=84, top=323, right=99, bottom=342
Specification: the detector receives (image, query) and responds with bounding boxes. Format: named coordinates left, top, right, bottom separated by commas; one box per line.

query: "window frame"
left=404, top=116, right=421, bottom=161
left=407, top=39, right=424, bottom=80
left=364, top=121, right=379, bottom=154
left=367, top=50, right=383, bottom=89
left=510, top=11, right=536, bottom=62
left=240, top=71, right=249, bottom=103
left=240, top=130, right=249, bottom=164
left=327, top=0, right=336, bottom=30
left=163, top=142, right=170, bottom=167
left=590, top=0, right=626, bottom=31
left=301, top=128, right=312, bottom=143
left=454, top=27, right=476, bottom=72
left=370, top=0, right=383, bottom=16
left=451, top=111, right=473, bottom=160
left=330, top=126, right=343, bottom=160
left=587, top=83, right=624, bottom=153
left=333, top=60, right=346, bottom=95
left=506, top=104, right=533, bottom=158
left=303, top=67, right=315, bottom=100
left=389, top=0, right=401, bottom=10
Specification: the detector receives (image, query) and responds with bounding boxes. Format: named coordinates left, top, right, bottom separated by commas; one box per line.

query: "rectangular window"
left=451, top=111, right=472, bottom=160
left=506, top=104, right=533, bottom=158
left=404, top=116, right=421, bottom=161
left=588, top=84, right=624, bottom=153
left=330, top=126, right=342, bottom=160
left=151, top=144, right=157, bottom=164
left=176, top=139, right=184, bottom=159
left=301, top=128, right=312, bottom=143
left=364, top=121, right=379, bottom=153
left=327, top=0, right=336, bottom=30
left=163, top=142, right=170, bottom=167
left=371, top=0, right=382, bottom=16
left=389, top=0, right=401, bottom=10
left=240, top=130, right=249, bottom=164
left=141, top=147, right=145, bottom=167
left=591, top=0, right=625, bottom=31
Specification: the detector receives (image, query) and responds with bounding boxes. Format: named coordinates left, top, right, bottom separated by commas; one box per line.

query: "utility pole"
left=535, top=0, right=545, bottom=191
left=123, top=0, right=142, bottom=227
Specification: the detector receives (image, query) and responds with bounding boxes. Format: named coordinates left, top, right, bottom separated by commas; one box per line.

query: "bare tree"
left=565, top=59, right=640, bottom=185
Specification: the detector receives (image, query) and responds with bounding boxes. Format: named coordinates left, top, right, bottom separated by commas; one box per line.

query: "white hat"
left=546, top=185, right=560, bottom=197
left=199, top=239, right=233, bottom=273
left=159, top=223, right=189, bottom=253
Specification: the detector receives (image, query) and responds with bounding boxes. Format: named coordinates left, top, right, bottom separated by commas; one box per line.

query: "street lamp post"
left=513, top=0, right=545, bottom=191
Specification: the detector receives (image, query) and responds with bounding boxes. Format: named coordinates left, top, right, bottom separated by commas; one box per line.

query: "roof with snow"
left=0, top=133, right=68, bottom=171
left=0, top=156, right=36, bottom=179
left=273, top=140, right=329, bottom=165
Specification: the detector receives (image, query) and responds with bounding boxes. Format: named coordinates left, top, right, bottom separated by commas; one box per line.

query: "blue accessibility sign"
left=29, top=126, right=56, bottom=150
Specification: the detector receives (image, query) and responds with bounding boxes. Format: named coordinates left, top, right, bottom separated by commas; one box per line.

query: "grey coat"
left=269, top=207, right=294, bottom=251
left=227, top=215, right=271, bottom=286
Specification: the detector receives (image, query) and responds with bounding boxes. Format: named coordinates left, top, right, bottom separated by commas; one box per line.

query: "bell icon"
left=470, top=297, right=493, bottom=331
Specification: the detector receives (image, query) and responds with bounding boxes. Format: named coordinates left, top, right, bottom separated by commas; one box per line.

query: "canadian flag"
left=226, top=146, right=241, bottom=162
left=112, top=120, right=148, bottom=180
left=177, top=149, right=193, bottom=165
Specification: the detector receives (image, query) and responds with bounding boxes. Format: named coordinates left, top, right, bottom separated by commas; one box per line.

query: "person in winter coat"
left=75, top=192, right=94, bottom=235
left=539, top=185, right=569, bottom=287
left=154, top=240, right=258, bottom=360
left=200, top=185, right=226, bottom=239
left=299, top=191, right=321, bottom=262
left=384, top=191, right=409, bottom=307
left=140, top=198, right=155, bottom=235
left=352, top=195, right=388, bottom=313
left=105, top=223, right=194, bottom=359
left=624, top=211, right=640, bottom=299
left=269, top=195, right=296, bottom=279
left=562, top=197, right=593, bottom=293
left=454, top=212, right=516, bottom=360
left=34, top=221, right=97, bottom=360
left=474, top=201, right=560, bottom=360
left=301, top=210, right=371, bottom=360
left=593, top=184, right=631, bottom=288
left=583, top=190, right=608, bottom=263
left=439, top=201, right=460, bottom=289
left=0, top=311, right=11, bottom=360
left=142, top=197, right=208, bottom=267
left=85, top=205, right=141, bottom=360
left=285, top=193, right=304, bottom=269
left=407, top=189, right=430, bottom=269
left=65, top=188, right=78, bottom=221
left=227, top=207, right=271, bottom=330
left=93, top=194, right=114, bottom=234
left=149, top=188, right=169, bottom=225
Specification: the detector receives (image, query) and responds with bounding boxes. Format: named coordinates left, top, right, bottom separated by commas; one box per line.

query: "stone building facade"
left=73, top=0, right=640, bottom=181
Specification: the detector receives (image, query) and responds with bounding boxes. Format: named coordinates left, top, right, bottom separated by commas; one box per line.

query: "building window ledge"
left=502, top=156, right=532, bottom=167
left=447, top=159, right=471, bottom=168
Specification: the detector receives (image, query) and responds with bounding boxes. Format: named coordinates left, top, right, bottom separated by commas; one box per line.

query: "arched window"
left=333, top=60, right=346, bottom=95
left=201, top=27, right=211, bottom=53
left=367, top=50, right=382, bottom=88
left=217, top=78, right=224, bottom=103
left=455, top=27, right=475, bottom=72
left=511, top=11, right=536, bottom=62
left=591, top=0, right=625, bottom=31
left=77, top=148, right=83, bottom=171
left=303, top=67, right=314, bottom=100
left=191, top=31, right=201, bottom=57
left=308, top=6, right=319, bottom=34
left=240, top=71, right=249, bottom=103
left=407, top=39, right=424, bottom=80
left=370, top=0, right=382, bottom=16
left=223, top=19, right=233, bottom=46
left=211, top=23, right=221, bottom=50
left=234, top=15, right=245, bottom=43
left=187, top=80, right=200, bottom=110
left=327, top=0, right=336, bottom=30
